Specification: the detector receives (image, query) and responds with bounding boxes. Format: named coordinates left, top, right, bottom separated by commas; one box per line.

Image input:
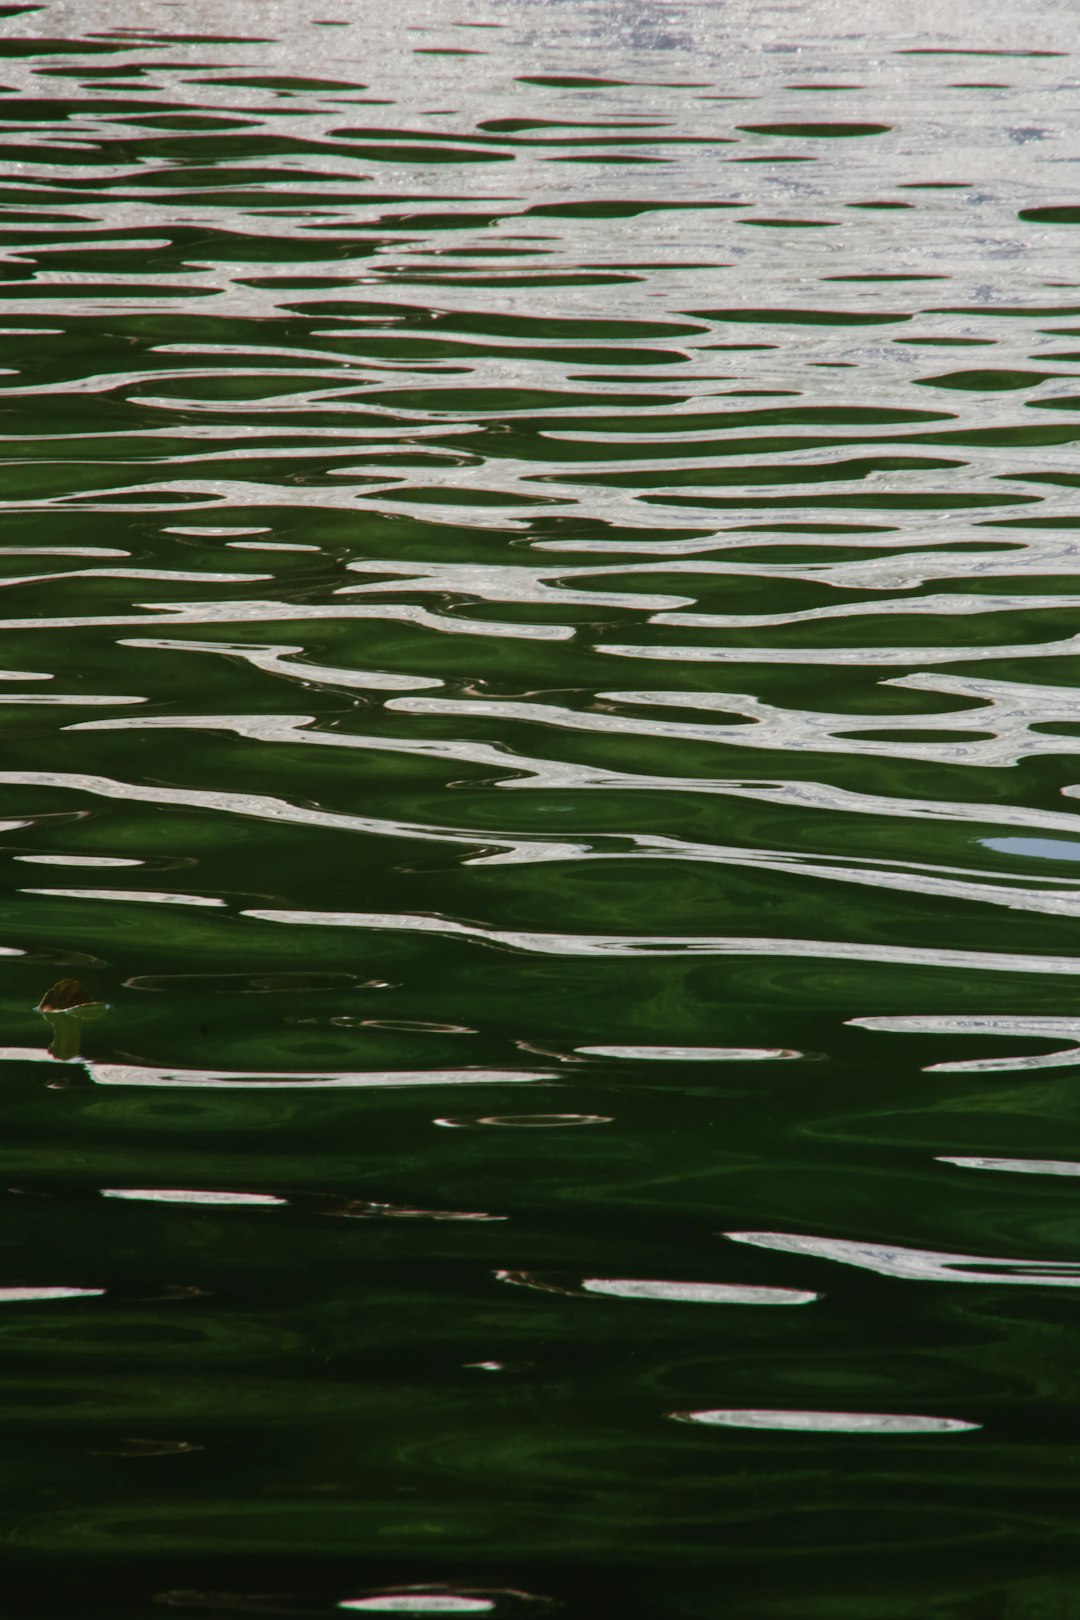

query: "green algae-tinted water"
left=1, top=1, right=1080, bottom=1614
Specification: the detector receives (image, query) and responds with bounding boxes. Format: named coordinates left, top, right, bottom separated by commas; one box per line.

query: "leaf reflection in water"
left=35, top=978, right=106, bottom=1061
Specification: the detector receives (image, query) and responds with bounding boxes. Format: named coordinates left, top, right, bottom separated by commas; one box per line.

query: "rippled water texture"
left=4, top=0, right=1080, bottom=1614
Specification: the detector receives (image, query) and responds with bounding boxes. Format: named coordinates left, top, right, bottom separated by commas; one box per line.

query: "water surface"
left=2, top=1, right=1080, bottom=1615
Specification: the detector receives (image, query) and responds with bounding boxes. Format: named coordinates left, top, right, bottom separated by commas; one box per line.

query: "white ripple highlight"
left=85, top=1064, right=552, bottom=1090
left=671, top=1409, right=979, bottom=1434
left=647, top=590, right=1080, bottom=631
left=120, top=636, right=443, bottom=692
left=21, top=887, right=225, bottom=909
left=0, top=768, right=583, bottom=868
left=0, top=567, right=271, bottom=590
left=726, top=1230, right=1080, bottom=1286
left=339, top=557, right=693, bottom=611
left=849, top=1015, right=1080, bottom=1072
left=101, top=1189, right=286, bottom=1206
left=0, top=1286, right=104, bottom=1303
left=0, top=598, right=574, bottom=642
left=50, top=715, right=1080, bottom=845
left=240, top=909, right=1080, bottom=976
left=0, top=694, right=144, bottom=706
left=0, top=1048, right=553, bottom=1089
left=388, top=673, right=1080, bottom=769
left=340, top=1601, right=495, bottom=1615
left=597, top=632, right=1080, bottom=668
left=16, top=854, right=142, bottom=868
left=580, top=1278, right=817, bottom=1305
left=938, top=1157, right=1080, bottom=1178
left=577, top=1044, right=801, bottom=1061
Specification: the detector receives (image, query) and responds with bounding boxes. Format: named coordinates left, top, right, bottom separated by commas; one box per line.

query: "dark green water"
left=4, top=1, right=1080, bottom=1614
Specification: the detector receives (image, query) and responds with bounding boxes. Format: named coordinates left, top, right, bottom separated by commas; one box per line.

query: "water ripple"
left=2, top=4, right=1078, bottom=1601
